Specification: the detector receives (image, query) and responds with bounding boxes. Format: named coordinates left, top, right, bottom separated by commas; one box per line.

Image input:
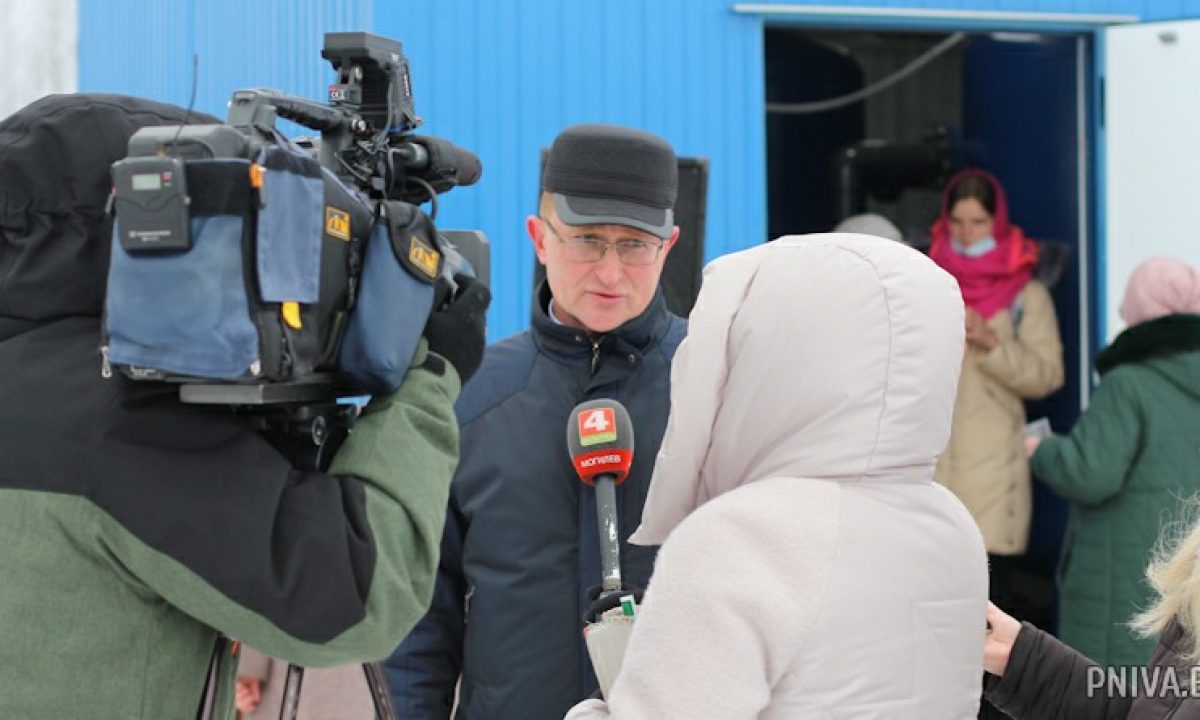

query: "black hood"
left=1096, top=313, right=1200, bottom=378
left=0, top=94, right=219, bottom=340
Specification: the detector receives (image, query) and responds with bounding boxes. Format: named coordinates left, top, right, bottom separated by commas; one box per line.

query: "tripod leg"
left=197, top=635, right=233, bottom=720
left=363, top=661, right=398, bottom=720
left=277, top=665, right=305, bottom=720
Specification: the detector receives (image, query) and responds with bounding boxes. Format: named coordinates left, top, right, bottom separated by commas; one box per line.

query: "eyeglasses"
left=539, top=217, right=665, bottom=266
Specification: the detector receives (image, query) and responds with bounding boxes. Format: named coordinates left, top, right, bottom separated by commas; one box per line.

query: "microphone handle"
left=595, top=474, right=622, bottom=595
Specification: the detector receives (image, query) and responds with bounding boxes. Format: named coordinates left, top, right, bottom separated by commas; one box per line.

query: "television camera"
left=104, top=32, right=489, bottom=466
left=103, top=33, right=487, bottom=720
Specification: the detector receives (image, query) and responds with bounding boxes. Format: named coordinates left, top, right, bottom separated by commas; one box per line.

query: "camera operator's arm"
left=103, top=341, right=462, bottom=668
left=213, top=279, right=488, bottom=666
left=79, top=280, right=488, bottom=670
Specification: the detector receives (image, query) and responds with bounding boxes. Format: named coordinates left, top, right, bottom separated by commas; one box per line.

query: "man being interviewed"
left=385, top=125, right=689, bottom=719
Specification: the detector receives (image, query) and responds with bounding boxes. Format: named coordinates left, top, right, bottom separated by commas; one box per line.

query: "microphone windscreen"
left=453, top=145, right=482, bottom=186
left=566, top=399, right=634, bottom=486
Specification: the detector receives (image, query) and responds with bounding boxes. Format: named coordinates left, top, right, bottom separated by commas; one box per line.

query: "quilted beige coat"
left=933, top=280, right=1063, bottom=554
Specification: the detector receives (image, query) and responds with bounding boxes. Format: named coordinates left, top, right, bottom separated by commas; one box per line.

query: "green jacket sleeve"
left=977, top=281, right=1065, bottom=400
left=1030, top=368, right=1142, bottom=506
left=93, top=341, right=462, bottom=668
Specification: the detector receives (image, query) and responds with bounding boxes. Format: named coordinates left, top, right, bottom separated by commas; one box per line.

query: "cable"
left=766, top=32, right=966, bottom=115
left=410, top=175, right=439, bottom=218
left=337, top=153, right=371, bottom=184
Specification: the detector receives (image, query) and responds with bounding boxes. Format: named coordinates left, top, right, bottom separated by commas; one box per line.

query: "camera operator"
left=0, top=94, right=488, bottom=719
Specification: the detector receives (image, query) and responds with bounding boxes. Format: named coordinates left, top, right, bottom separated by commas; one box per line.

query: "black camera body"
left=104, top=32, right=485, bottom=413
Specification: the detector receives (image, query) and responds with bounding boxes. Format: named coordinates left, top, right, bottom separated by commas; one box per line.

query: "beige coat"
left=934, top=280, right=1063, bottom=555
left=569, top=233, right=989, bottom=719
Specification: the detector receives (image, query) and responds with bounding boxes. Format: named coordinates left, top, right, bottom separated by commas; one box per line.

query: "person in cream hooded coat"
left=566, top=233, right=989, bottom=719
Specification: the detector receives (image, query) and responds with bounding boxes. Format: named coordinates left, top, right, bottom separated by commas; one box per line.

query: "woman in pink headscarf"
left=929, top=169, right=1065, bottom=612
left=1020, top=257, right=1200, bottom=667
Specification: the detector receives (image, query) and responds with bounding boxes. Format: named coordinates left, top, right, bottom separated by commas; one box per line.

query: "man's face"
left=527, top=208, right=678, bottom=333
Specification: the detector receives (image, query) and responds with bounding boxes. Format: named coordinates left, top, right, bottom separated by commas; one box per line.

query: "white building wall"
left=1, top=0, right=77, bottom=119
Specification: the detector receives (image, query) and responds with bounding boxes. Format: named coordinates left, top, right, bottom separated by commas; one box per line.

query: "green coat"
left=0, top=94, right=463, bottom=719
left=0, top=327, right=460, bottom=720
left=1031, top=313, right=1200, bottom=667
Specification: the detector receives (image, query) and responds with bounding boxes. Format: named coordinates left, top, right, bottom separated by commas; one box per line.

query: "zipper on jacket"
left=1162, top=694, right=1185, bottom=719
left=590, top=336, right=602, bottom=374
left=100, top=345, right=112, bottom=379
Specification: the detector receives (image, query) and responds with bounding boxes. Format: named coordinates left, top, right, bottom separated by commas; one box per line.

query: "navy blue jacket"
left=385, top=283, right=686, bottom=719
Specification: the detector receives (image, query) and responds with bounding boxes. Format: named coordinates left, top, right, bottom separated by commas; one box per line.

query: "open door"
left=1102, top=19, right=1200, bottom=342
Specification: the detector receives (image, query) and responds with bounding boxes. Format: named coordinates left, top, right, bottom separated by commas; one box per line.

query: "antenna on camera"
left=168, top=54, right=200, bottom=153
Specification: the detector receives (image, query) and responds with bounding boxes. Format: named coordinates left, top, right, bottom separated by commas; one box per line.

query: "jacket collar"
left=530, top=280, right=673, bottom=361
left=1096, top=313, right=1200, bottom=376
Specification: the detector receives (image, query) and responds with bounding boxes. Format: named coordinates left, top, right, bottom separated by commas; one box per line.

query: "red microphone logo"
left=573, top=449, right=633, bottom=486
left=569, top=401, right=634, bottom=486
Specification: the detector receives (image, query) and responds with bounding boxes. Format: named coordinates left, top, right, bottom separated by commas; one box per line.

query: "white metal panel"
left=0, top=0, right=77, bottom=120
left=1104, top=19, right=1200, bottom=340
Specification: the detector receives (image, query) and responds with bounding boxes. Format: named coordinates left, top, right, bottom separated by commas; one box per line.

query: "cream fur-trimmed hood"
left=631, top=233, right=965, bottom=546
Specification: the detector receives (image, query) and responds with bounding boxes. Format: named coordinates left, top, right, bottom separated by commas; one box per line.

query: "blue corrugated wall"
left=79, top=1, right=373, bottom=117
left=78, top=0, right=1200, bottom=339
left=374, top=1, right=765, bottom=337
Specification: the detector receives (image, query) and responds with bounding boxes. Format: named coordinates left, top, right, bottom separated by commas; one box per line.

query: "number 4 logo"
left=579, top=408, right=617, bottom=446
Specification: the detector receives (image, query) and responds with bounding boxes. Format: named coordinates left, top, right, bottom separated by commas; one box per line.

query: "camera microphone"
left=392, top=136, right=482, bottom=188
left=567, top=399, right=635, bottom=597
left=450, top=145, right=482, bottom=186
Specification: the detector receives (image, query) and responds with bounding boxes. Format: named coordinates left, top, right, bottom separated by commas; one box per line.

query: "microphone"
left=567, top=399, right=635, bottom=597
left=447, top=144, right=482, bottom=186
left=392, top=136, right=482, bottom=188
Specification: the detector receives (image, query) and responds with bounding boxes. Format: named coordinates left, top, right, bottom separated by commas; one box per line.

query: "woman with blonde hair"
left=983, top=504, right=1200, bottom=717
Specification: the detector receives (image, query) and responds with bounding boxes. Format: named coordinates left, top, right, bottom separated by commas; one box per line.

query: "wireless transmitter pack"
left=111, top=154, right=191, bottom=253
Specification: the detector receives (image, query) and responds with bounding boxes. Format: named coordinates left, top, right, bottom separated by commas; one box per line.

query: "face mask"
left=952, top=235, right=997, bottom=258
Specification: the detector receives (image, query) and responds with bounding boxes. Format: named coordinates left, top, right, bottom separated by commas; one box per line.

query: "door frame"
left=742, top=4, right=1140, bottom=408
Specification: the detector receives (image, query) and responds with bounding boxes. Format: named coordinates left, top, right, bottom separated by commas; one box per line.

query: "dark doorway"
left=765, top=26, right=1090, bottom=638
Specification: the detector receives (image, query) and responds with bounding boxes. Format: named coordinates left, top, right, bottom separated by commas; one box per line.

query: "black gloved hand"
left=583, top=583, right=645, bottom=625
left=424, top=274, right=490, bottom=384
